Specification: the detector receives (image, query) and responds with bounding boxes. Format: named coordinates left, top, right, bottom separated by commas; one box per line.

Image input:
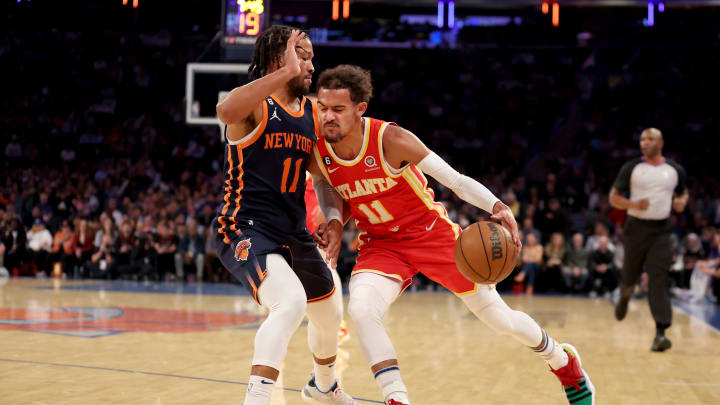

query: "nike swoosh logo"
left=328, top=167, right=340, bottom=173
left=260, top=380, right=273, bottom=385
left=426, top=217, right=438, bottom=231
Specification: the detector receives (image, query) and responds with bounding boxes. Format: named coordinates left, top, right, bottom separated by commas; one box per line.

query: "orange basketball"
left=454, top=221, right=518, bottom=285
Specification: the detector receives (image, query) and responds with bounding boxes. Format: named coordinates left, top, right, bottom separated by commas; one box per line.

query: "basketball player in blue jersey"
left=214, top=26, right=357, bottom=405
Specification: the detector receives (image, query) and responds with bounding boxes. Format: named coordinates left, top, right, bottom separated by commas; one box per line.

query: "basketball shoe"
left=301, top=376, right=359, bottom=405
left=550, top=344, right=596, bottom=405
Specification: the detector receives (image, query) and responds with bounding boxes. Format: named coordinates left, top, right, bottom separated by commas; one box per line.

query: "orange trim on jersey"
left=256, top=265, right=267, bottom=283
left=324, top=117, right=370, bottom=166
left=239, top=101, right=268, bottom=149
left=247, top=275, right=260, bottom=303
left=230, top=145, right=245, bottom=228
left=402, top=166, right=461, bottom=239
left=377, top=122, right=406, bottom=179
left=221, top=145, right=234, bottom=216
left=217, top=145, right=237, bottom=245
left=307, top=286, right=336, bottom=303
left=312, top=145, right=334, bottom=186
left=270, top=94, right=307, bottom=118
left=311, top=99, right=321, bottom=136
left=217, top=218, right=231, bottom=245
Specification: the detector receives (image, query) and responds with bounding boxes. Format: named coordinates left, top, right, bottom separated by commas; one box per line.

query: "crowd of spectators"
left=2, top=4, right=719, bottom=303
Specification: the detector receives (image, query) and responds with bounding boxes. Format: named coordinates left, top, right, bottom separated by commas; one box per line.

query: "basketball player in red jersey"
left=310, top=65, right=596, bottom=405
left=215, top=28, right=357, bottom=405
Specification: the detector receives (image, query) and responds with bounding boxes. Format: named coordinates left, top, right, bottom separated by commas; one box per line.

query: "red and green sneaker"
left=550, top=344, right=596, bottom=405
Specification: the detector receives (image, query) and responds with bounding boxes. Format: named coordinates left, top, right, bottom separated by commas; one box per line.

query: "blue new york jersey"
left=216, top=94, right=319, bottom=242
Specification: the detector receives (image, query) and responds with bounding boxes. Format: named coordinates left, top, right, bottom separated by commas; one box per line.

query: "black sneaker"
left=651, top=335, right=672, bottom=352
left=614, top=296, right=630, bottom=321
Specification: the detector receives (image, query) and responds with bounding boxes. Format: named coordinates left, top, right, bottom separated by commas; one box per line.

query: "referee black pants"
left=620, top=216, right=673, bottom=327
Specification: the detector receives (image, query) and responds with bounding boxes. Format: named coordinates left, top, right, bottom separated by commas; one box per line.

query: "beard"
left=288, top=76, right=310, bottom=98
left=323, top=123, right=344, bottom=143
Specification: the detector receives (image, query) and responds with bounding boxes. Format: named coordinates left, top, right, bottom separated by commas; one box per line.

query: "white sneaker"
left=301, top=377, right=359, bottom=405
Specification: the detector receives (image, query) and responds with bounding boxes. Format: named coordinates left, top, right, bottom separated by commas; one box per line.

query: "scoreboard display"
left=223, top=0, right=270, bottom=46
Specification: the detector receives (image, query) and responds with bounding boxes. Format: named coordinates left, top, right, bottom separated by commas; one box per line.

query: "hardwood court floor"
left=0, top=278, right=718, bottom=405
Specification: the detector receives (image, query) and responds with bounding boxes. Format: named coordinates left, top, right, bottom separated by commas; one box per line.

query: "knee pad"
left=348, top=284, right=385, bottom=325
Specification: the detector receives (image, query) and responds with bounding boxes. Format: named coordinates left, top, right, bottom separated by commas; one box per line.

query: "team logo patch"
left=269, top=108, right=281, bottom=121
left=234, top=239, right=252, bottom=261
left=267, top=98, right=274, bottom=105
left=364, top=156, right=377, bottom=167
left=324, top=156, right=332, bottom=166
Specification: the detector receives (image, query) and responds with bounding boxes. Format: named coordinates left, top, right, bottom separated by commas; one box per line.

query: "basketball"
left=454, top=221, right=518, bottom=285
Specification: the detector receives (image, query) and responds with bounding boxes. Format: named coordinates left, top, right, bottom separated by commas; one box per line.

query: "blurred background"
left=1, top=0, right=719, bottom=302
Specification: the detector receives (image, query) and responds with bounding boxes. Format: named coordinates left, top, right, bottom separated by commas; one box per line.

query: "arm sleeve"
left=311, top=172, right=343, bottom=225
left=416, top=152, right=499, bottom=214
left=668, top=160, right=687, bottom=194
left=612, top=160, right=637, bottom=195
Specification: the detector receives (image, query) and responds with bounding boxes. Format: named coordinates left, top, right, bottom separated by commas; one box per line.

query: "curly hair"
left=316, top=64, right=373, bottom=104
left=247, top=25, right=306, bottom=81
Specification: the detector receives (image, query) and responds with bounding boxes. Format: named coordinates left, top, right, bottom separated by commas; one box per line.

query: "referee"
left=609, top=128, right=688, bottom=352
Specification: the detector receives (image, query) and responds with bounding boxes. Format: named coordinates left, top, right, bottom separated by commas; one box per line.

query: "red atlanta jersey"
left=313, top=117, right=460, bottom=241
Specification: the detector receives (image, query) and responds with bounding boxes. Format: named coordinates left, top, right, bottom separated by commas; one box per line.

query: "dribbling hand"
left=491, top=201, right=522, bottom=251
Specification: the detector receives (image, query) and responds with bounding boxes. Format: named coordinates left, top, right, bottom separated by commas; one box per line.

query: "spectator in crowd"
left=675, top=233, right=706, bottom=289
left=94, top=215, right=116, bottom=251
left=518, top=232, right=543, bottom=295
left=113, top=219, right=137, bottom=279
left=153, top=221, right=177, bottom=281
left=175, top=218, right=205, bottom=282
left=27, top=219, right=53, bottom=275
left=542, top=232, right=566, bottom=292
left=521, top=217, right=541, bottom=245
left=51, top=219, right=77, bottom=278
left=75, top=218, right=95, bottom=277
left=588, top=235, right=618, bottom=297
left=2, top=215, right=29, bottom=274
left=536, top=198, right=569, bottom=242
left=89, top=234, right=115, bottom=279
left=562, top=232, right=590, bottom=294
left=585, top=221, right=614, bottom=252
left=203, top=226, right=225, bottom=283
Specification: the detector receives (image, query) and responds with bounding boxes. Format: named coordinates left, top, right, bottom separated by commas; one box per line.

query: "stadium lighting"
left=448, top=1, right=455, bottom=28
left=343, top=0, right=350, bottom=19
left=658, top=2, right=665, bottom=12
left=542, top=1, right=549, bottom=15
left=332, top=0, right=339, bottom=20
left=647, top=2, right=654, bottom=26
left=552, top=2, right=559, bottom=27
left=437, top=1, right=444, bottom=28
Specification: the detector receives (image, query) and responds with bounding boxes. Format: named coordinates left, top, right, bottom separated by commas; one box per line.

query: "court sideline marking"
left=0, top=358, right=384, bottom=404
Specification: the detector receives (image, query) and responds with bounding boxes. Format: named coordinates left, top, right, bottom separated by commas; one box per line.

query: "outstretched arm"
left=383, top=126, right=520, bottom=248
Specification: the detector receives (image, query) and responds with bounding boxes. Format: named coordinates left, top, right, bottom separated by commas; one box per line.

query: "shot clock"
left=223, top=0, right=270, bottom=46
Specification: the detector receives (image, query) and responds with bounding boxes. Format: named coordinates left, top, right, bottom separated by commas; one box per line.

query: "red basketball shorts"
left=352, top=218, right=477, bottom=295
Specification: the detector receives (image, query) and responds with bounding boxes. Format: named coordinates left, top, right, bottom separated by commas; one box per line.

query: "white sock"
left=314, top=361, right=336, bottom=393
left=375, top=366, right=409, bottom=403
left=244, top=375, right=274, bottom=405
left=534, top=330, right=568, bottom=370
